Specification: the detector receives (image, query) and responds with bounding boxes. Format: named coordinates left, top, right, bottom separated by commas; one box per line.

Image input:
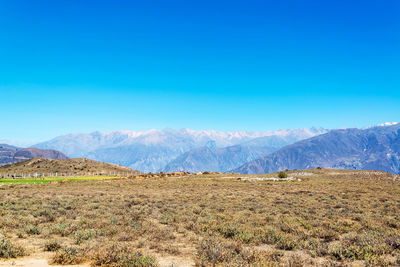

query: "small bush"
left=195, top=237, right=241, bottom=265
left=44, top=240, right=62, bottom=252
left=275, top=234, right=298, bottom=250
left=0, top=237, right=26, bottom=258
left=386, top=235, right=400, bottom=249
left=74, top=229, right=96, bottom=245
left=278, top=172, right=288, bottom=178
left=328, top=231, right=390, bottom=261
left=25, top=225, right=41, bottom=235
left=17, top=232, right=24, bottom=239
left=50, top=222, right=75, bottom=237
left=91, top=243, right=158, bottom=266
left=195, top=237, right=283, bottom=266
left=39, top=208, right=57, bottom=222
left=51, top=246, right=85, bottom=265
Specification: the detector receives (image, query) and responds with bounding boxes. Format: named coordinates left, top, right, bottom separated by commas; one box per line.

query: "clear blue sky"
left=0, top=0, right=399, bottom=144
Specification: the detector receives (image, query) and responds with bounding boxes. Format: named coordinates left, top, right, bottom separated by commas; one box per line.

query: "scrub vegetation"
left=0, top=169, right=399, bottom=266
left=0, top=176, right=121, bottom=185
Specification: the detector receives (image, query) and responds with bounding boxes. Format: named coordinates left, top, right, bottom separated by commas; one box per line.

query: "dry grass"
left=0, top=169, right=399, bottom=266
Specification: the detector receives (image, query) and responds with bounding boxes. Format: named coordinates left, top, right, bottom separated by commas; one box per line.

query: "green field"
left=0, top=176, right=120, bottom=185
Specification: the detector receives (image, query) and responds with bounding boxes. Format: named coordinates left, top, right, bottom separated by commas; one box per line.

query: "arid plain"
left=0, top=169, right=399, bottom=266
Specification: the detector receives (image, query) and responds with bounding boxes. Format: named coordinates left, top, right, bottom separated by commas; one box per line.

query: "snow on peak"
left=377, top=122, right=399, bottom=127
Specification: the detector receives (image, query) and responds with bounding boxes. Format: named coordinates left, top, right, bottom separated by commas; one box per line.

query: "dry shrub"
left=278, top=172, right=288, bottom=178
left=386, top=235, right=400, bottom=250
left=328, top=231, right=391, bottom=261
left=74, top=229, right=97, bottom=244
left=44, top=239, right=62, bottom=251
left=51, top=246, right=86, bottom=265
left=25, top=224, right=41, bottom=235
left=195, top=236, right=283, bottom=266
left=0, top=237, right=26, bottom=258
left=91, top=243, right=158, bottom=267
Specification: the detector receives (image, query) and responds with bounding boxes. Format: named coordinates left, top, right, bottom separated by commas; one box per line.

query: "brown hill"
left=0, top=157, right=139, bottom=176
left=0, top=144, right=68, bottom=166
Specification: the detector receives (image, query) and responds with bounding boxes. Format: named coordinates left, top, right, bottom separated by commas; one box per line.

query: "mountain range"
left=33, top=128, right=327, bottom=172
left=234, top=123, right=400, bottom=174
left=2, top=124, right=399, bottom=174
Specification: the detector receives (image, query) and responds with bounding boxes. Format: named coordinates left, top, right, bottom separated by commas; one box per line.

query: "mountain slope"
left=0, top=144, right=68, bottom=166
left=34, top=128, right=327, bottom=172
left=162, top=144, right=278, bottom=173
left=86, top=143, right=188, bottom=172
left=234, top=124, right=400, bottom=174
left=0, top=157, right=138, bottom=175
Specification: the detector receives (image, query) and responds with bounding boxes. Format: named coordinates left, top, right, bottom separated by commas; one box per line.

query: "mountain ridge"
left=0, top=144, right=68, bottom=166
left=162, top=144, right=278, bottom=173
left=233, top=124, right=400, bottom=174
left=34, top=127, right=327, bottom=172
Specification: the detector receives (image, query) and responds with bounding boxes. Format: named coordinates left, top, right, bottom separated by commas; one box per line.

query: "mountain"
left=0, top=157, right=138, bottom=175
left=34, top=128, right=327, bottom=172
left=162, top=144, right=278, bottom=173
left=0, top=144, right=68, bottom=166
left=234, top=123, right=400, bottom=174
left=242, top=127, right=327, bottom=147
left=0, top=144, right=19, bottom=165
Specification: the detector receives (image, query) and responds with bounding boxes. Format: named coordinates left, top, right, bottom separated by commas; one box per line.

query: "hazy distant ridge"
left=0, top=144, right=68, bottom=166
left=34, top=128, right=327, bottom=172
left=162, top=144, right=278, bottom=173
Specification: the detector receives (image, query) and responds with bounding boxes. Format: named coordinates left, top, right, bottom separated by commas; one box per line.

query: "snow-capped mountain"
left=375, top=122, right=399, bottom=127
left=34, top=127, right=327, bottom=172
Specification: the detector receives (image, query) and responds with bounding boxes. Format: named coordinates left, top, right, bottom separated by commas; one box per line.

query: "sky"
left=0, top=0, right=399, bottom=144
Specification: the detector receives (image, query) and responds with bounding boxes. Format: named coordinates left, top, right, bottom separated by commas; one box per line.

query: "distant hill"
left=0, top=157, right=139, bottom=175
left=34, top=128, right=327, bottom=172
left=234, top=124, right=400, bottom=174
left=162, top=143, right=278, bottom=173
left=0, top=144, right=68, bottom=166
